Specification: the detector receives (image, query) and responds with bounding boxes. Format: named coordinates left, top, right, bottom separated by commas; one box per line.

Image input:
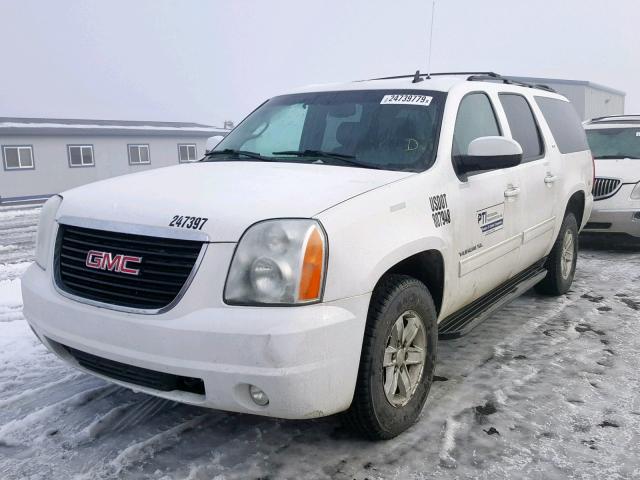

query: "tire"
left=344, top=274, right=438, bottom=440
left=535, top=212, right=579, bottom=296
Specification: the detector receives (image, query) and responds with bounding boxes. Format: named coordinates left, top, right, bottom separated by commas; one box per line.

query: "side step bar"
left=438, top=261, right=547, bottom=339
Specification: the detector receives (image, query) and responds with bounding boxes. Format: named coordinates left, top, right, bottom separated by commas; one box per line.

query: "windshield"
left=586, top=128, right=640, bottom=159
left=210, top=90, right=446, bottom=172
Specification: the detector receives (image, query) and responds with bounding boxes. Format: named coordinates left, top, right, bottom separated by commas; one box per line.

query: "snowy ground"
left=1, top=205, right=639, bottom=480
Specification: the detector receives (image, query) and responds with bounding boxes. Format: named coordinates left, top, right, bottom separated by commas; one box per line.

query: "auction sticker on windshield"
left=380, top=94, right=432, bottom=107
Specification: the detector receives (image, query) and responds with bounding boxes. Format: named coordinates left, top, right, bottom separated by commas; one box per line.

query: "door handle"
left=504, top=186, right=521, bottom=198
left=544, top=174, right=559, bottom=185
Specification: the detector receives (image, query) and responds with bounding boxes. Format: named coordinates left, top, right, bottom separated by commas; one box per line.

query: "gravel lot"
left=1, top=205, right=639, bottom=480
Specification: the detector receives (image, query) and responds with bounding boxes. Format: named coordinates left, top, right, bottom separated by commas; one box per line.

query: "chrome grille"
left=54, top=224, right=204, bottom=312
left=593, top=177, right=621, bottom=201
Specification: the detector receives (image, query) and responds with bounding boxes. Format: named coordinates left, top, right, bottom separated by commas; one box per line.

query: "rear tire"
left=344, top=274, right=437, bottom=440
left=535, top=212, right=578, bottom=296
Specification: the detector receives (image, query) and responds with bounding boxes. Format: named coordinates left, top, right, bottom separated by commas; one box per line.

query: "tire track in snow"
left=75, top=414, right=211, bottom=480
left=0, top=384, right=117, bottom=446
left=0, top=372, right=85, bottom=410
left=312, top=262, right=619, bottom=479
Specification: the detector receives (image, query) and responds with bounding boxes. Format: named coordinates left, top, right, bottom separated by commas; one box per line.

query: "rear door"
left=498, top=93, right=558, bottom=272
left=451, top=92, right=521, bottom=307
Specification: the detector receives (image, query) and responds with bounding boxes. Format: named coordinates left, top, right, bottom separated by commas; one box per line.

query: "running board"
left=438, top=262, right=547, bottom=339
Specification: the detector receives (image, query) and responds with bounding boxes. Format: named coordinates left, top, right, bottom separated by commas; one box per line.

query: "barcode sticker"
left=380, top=94, right=432, bottom=107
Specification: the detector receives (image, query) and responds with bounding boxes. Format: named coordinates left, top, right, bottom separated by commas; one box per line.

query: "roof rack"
left=367, top=71, right=556, bottom=93
left=467, top=74, right=556, bottom=92
left=370, top=71, right=499, bottom=81
left=588, top=114, right=640, bottom=123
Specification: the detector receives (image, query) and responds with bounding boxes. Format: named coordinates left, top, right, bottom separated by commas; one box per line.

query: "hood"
left=594, top=158, right=640, bottom=184
left=58, top=161, right=412, bottom=241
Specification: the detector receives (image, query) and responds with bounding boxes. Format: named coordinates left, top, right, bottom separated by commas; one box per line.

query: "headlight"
left=225, top=219, right=327, bottom=305
left=631, top=182, right=640, bottom=199
left=35, top=195, right=63, bottom=269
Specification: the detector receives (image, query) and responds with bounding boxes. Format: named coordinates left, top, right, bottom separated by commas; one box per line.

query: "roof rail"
left=468, top=74, right=556, bottom=93
left=366, top=71, right=556, bottom=92
left=368, top=71, right=500, bottom=81
left=588, top=114, right=640, bottom=123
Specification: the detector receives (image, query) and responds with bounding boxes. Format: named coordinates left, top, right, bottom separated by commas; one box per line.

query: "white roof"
left=291, top=75, right=463, bottom=94
left=288, top=74, right=564, bottom=100
left=0, top=117, right=229, bottom=137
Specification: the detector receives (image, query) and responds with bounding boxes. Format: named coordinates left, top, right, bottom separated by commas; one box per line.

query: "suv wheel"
left=344, top=274, right=437, bottom=440
left=535, top=212, right=579, bottom=296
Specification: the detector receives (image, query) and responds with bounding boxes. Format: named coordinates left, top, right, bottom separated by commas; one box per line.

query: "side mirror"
left=456, top=136, right=522, bottom=176
left=206, top=135, right=225, bottom=153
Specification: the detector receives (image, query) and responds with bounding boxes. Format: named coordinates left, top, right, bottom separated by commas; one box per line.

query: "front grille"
left=593, top=177, right=621, bottom=200
left=55, top=224, right=204, bottom=311
left=60, top=342, right=205, bottom=395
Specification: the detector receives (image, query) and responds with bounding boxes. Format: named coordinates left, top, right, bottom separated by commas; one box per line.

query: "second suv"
left=584, top=115, right=640, bottom=237
left=22, top=72, right=593, bottom=439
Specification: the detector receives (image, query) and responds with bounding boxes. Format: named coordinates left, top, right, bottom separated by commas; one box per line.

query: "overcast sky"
left=0, top=0, right=637, bottom=127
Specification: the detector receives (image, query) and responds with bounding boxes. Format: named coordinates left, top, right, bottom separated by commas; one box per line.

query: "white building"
left=0, top=117, right=228, bottom=205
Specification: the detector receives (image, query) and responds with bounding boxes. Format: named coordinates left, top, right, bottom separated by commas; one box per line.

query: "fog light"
left=249, top=385, right=269, bottom=406
left=633, top=212, right=640, bottom=221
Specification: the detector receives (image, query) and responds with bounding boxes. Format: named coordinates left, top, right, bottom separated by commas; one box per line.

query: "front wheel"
left=535, top=212, right=579, bottom=296
left=344, top=274, right=437, bottom=440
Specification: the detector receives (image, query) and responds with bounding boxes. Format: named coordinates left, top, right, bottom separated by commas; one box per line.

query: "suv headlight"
left=224, top=219, right=327, bottom=305
left=631, top=182, right=640, bottom=199
left=35, top=195, right=63, bottom=269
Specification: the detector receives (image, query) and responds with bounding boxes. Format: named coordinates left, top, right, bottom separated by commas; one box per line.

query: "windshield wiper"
left=594, top=155, right=640, bottom=159
left=272, top=149, right=382, bottom=170
left=202, top=149, right=272, bottom=161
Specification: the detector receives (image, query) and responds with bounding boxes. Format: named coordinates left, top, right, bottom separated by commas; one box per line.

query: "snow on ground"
left=0, top=206, right=639, bottom=480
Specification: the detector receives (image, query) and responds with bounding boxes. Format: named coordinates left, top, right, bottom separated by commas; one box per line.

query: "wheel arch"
left=370, top=243, right=446, bottom=316
left=565, top=190, right=586, bottom=228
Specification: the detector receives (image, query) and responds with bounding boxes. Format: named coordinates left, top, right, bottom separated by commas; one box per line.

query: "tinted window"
left=214, top=90, right=447, bottom=172
left=586, top=128, right=640, bottom=159
left=499, top=94, right=543, bottom=161
left=535, top=97, right=589, bottom=154
left=452, top=93, right=501, bottom=157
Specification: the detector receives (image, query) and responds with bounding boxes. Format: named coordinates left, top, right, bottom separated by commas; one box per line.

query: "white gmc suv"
left=22, top=72, right=594, bottom=439
left=583, top=115, right=640, bottom=237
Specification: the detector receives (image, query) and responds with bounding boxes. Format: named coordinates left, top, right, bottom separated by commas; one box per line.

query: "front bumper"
left=21, top=262, right=370, bottom=419
left=583, top=185, right=640, bottom=237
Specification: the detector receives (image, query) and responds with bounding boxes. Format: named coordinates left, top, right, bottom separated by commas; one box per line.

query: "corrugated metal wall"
left=583, top=86, right=625, bottom=120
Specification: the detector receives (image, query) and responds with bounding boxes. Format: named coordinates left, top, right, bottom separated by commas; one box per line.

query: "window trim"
left=67, top=144, right=95, bottom=168
left=498, top=93, right=546, bottom=163
left=128, top=144, right=151, bottom=165
left=2, top=145, right=35, bottom=171
left=451, top=91, right=504, bottom=180
left=177, top=143, right=198, bottom=163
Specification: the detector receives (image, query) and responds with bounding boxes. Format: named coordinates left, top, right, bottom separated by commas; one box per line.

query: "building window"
left=178, top=144, right=197, bottom=162
left=128, top=144, right=150, bottom=165
left=68, top=145, right=95, bottom=167
left=3, top=146, right=34, bottom=170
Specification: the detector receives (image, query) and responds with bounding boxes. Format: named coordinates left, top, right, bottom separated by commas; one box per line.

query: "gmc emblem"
left=85, top=250, right=142, bottom=276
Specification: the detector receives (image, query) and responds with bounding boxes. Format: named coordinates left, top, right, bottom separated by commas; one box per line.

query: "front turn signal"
left=298, top=226, right=326, bottom=302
